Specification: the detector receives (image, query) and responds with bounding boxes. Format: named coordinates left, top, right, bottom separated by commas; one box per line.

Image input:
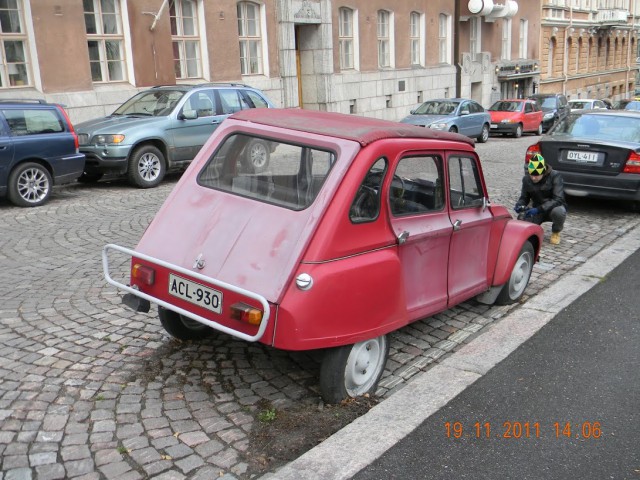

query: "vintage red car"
left=488, top=98, right=544, bottom=137
left=103, top=108, right=543, bottom=403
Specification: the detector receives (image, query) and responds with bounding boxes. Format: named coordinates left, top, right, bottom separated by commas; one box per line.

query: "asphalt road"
left=352, top=249, right=640, bottom=480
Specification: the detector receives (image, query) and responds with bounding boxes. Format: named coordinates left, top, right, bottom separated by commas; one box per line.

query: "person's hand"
left=525, top=208, right=539, bottom=217
left=514, top=205, right=525, bottom=213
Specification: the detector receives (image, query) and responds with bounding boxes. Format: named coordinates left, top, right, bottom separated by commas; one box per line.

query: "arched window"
left=548, top=38, right=556, bottom=78
left=566, top=37, right=573, bottom=74
left=576, top=37, right=582, bottom=73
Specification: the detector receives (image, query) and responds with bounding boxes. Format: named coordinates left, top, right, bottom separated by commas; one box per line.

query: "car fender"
left=492, top=219, right=543, bottom=287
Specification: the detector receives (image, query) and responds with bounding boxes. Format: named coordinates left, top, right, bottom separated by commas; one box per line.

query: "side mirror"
left=179, top=109, right=198, bottom=120
left=410, top=109, right=416, bottom=115
left=460, top=109, right=470, bottom=116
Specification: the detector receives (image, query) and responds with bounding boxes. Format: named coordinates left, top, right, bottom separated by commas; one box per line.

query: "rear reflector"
left=623, top=151, right=640, bottom=174
left=131, top=263, right=155, bottom=285
left=525, top=144, right=541, bottom=164
left=230, top=302, right=263, bottom=326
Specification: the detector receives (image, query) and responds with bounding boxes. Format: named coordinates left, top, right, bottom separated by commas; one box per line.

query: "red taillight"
left=230, top=302, right=263, bottom=326
left=525, top=144, right=541, bottom=164
left=56, top=104, right=79, bottom=151
left=131, top=263, right=155, bottom=286
left=623, top=151, right=640, bottom=174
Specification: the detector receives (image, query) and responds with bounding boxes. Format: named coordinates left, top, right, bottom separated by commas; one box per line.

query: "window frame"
left=409, top=11, right=425, bottom=67
left=438, top=14, right=451, bottom=64
left=377, top=10, right=395, bottom=69
left=0, top=0, right=31, bottom=88
left=237, top=1, right=265, bottom=76
left=170, top=0, right=203, bottom=80
left=84, top=0, right=127, bottom=83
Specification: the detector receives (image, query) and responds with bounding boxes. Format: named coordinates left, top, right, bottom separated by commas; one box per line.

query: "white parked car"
left=568, top=99, right=608, bottom=111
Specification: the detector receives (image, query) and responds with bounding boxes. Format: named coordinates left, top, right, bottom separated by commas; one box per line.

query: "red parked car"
left=103, top=109, right=543, bottom=403
left=488, top=98, right=543, bottom=137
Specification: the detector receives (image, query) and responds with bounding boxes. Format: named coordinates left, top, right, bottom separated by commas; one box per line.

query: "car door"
left=0, top=114, right=15, bottom=188
left=170, top=90, right=224, bottom=161
left=388, top=153, right=451, bottom=317
left=523, top=101, right=536, bottom=131
left=456, top=101, right=474, bottom=137
left=446, top=153, right=493, bottom=307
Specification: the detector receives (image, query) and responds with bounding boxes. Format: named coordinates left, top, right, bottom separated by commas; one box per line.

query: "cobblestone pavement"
left=1, top=134, right=638, bottom=480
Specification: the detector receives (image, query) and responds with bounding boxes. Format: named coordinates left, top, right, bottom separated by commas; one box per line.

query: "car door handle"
left=397, top=231, right=410, bottom=244
left=452, top=219, right=462, bottom=231
left=211, top=120, right=221, bottom=124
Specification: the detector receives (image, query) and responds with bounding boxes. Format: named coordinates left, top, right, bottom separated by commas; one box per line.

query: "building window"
left=237, top=1, right=263, bottom=75
left=84, top=0, right=126, bottom=82
left=576, top=37, right=582, bottom=73
left=548, top=38, right=556, bottom=77
left=377, top=10, right=391, bottom=68
left=501, top=18, right=511, bottom=60
left=470, top=16, right=481, bottom=61
left=439, top=14, right=450, bottom=64
left=409, top=11, right=423, bottom=66
left=339, top=7, right=354, bottom=70
left=0, top=0, right=30, bottom=87
left=519, top=19, right=528, bottom=59
left=170, top=0, right=201, bottom=79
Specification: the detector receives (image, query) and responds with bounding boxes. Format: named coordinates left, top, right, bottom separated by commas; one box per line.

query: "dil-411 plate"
left=168, top=273, right=223, bottom=314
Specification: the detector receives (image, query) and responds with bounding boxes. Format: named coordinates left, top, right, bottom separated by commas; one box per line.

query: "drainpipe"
left=563, top=5, right=573, bottom=96
left=625, top=1, right=636, bottom=97
left=455, top=1, right=461, bottom=98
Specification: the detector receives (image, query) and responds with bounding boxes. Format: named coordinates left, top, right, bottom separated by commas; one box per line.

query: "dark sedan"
left=525, top=110, right=640, bottom=209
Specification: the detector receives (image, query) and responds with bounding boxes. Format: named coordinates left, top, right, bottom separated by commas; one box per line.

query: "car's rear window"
left=198, top=134, right=335, bottom=210
left=2, top=108, right=64, bottom=136
left=552, top=113, right=640, bottom=142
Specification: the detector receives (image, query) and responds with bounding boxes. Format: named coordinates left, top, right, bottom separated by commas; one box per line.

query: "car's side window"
left=2, top=109, right=63, bottom=136
left=243, top=90, right=270, bottom=109
left=390, top=156, right=443, bottom=217
left=183, top=92, right=214, bottom=118
left=448, top=155, right=484, bottom=209
left=350, top=157, right=386, bottom=223
left=525, top=103, right=532, bottom=113
left=219, top=89, right=252, bottom=115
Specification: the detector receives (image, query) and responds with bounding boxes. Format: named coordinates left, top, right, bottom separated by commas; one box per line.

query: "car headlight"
left=428, top=123, right=448, bottom=130
left=543, top=113, right=554, bottom=120
left=93, top=134, right=126, bottom=145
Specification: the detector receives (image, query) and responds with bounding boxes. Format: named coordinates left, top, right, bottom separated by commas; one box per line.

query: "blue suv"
left=75, top=83, right=275, bottom=188
left=0, top=100, right=85, bottom=207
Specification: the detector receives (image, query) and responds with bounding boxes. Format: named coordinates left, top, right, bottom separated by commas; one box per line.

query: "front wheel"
left=127, top=145, right=166, bottom=188
left=495, top=241, right=535, bottom=305
left=514, top=124, right=523, bottom=138
left=242, top=139, right=270, bottom=173
left=158, top=306, right=215, bottom=340
left=7, top=162, right=52, bottom=207
left=477, top=124, right=490, bottom=143
left=535, top=123, right=543, bottom=136
left=319, top=335, right=389, bottom=404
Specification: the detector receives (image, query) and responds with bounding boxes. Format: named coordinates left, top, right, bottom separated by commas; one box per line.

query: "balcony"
left=596, top=9, right=628, bottom=25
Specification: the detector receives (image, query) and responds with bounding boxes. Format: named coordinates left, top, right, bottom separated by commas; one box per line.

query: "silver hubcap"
left=249, top=143, right=268, bottom=169
left=137, top=152, right=161, bottom=181
left=509, top=250, right=533, bottom=299
left=18, top=167, right=49, bottom=203
left=344, top=336, right=387, bottom=396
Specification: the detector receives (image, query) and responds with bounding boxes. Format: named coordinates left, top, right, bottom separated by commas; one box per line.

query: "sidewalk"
left=262, top=222, right=640, bottom=480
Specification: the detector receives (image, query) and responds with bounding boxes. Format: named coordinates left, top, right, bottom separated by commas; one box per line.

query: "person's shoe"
left=550, top=232, right=561, bottom=245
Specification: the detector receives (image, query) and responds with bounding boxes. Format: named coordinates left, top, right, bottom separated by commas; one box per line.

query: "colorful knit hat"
left=528, top=153, right=546, bottom=175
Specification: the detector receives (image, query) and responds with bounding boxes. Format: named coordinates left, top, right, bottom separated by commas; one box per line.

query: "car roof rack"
left=0, top=98, right=47, bottom=104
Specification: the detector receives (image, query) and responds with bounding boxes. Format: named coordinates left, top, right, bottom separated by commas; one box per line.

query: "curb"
left=261, top=222, right=640, bottom=480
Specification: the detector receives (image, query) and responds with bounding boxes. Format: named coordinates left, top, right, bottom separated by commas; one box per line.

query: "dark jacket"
left=516, top=166, right=567, bottom=213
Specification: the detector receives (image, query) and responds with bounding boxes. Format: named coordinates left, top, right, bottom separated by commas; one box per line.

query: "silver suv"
left=75, top=83, right=275, bottom=188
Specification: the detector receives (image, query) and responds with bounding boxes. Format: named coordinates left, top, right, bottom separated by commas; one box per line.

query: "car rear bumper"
left=561, top=171, right=640, bottom=201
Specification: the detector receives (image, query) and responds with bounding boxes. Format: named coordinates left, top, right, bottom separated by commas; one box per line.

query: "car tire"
left=514, top=124, right=523, bottom=138
left=242, top=139, right=270, bottom=173
left=477, top=123, right=490, bottom=143
left=158, top=306, right=215, bottom=340
left=77, top=172, right=104, bottom=184
left=536, top=123, right=543, bottom=135
left=448, top=126, right=458, bottom=134
left=127, top=144, right=166, bottom=188
left=495, top=241, right=534, bottom=305
left=319, top=335, right=389, bottom=404
left=7, top=162, right=52, bottom=207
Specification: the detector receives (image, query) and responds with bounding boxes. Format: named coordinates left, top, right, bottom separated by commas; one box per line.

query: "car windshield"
left=413, top=101, right=458, bottom=115
left=112, top=90, right=186, bottom=117
left=533, top=97, right=557, bottom=109
left=550, top=113, right=640, bottom=142
left=198, top=134, right=336, bottom=211
left=489, top=101, right=521, bottom=112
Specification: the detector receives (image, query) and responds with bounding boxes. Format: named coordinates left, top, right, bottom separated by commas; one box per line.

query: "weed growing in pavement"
left=258, top=408, right=277, bottom=423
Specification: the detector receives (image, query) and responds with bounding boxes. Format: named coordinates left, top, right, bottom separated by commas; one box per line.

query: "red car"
left=488, top=98, right=544, bottom=137
left=103, top=109, right=543, bottom=403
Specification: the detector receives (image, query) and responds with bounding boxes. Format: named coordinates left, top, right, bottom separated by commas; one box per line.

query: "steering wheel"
left=351, top=185, right=378, bottom=219
left=390, top=174, right=406, bottom=201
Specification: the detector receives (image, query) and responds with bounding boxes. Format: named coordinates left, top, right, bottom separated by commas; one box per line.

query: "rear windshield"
left=2, top=108, right=64, bottom=136
left=197, top=134, right=335, bottom=210
left=551, top=113, right=640, bottom=142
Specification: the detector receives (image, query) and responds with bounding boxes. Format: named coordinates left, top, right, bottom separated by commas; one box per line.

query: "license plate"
left=567, top=150, right=598, bottom=163
left=168, top=273, right=222, bottom=313
left=490, top=124, right=498, bottom=129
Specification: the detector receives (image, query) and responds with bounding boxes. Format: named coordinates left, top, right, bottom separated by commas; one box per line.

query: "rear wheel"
left=496, top=241, right=534, bottom=305
left=7, top=162, right=52, bottom=207
left=477, top=124, right=490, bottom=143
left=242, top=139, right=270, bottom=173
left=127, top=145, right=166, bottom=188
left=319, top=335, right=389, bottom=404
left=158, top=306, right=215, bottom=340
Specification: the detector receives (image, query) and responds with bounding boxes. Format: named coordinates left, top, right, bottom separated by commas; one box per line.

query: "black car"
left=0, top=100, right=85, bottom=207
left=528, top=93, right=569, bottom=132
left=525, top=110, right=640, bottom=209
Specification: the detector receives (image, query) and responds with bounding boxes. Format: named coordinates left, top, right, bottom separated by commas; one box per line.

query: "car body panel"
left=400, top=98, right=491, bottom=140
left=105, top=109, right=542, bottom=351
left=528, top=110, right=640, bottom=202
left=488, top=99, right=543, bottom=135
left=568, top=99, right=608, bottom=111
